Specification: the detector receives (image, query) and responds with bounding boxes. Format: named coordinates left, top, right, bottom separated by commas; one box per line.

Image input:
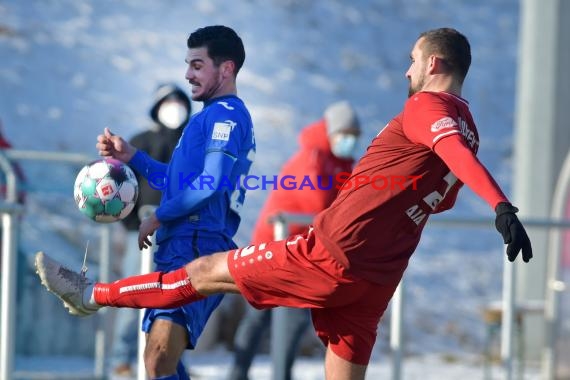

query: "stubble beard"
left=192, top=77, right=224, bottom=102
left=408, top=71, right=426, bottom=98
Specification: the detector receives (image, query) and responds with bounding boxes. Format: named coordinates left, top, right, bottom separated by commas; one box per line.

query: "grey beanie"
left=324, top=100, right=360, bottom=136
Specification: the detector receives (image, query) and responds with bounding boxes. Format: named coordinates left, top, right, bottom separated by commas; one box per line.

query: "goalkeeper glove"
left=494, top=202, right=533, bottom=262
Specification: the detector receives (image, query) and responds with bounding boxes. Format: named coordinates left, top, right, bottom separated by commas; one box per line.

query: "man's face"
left=184, top=47, right=224, bottom=102
left=405, top=38, right=427, bottom=97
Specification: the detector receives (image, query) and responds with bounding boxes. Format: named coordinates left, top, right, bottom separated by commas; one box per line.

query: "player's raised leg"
left=325, top=347, right=367, bottom=380
left=34, top=249, right=238, bottom=316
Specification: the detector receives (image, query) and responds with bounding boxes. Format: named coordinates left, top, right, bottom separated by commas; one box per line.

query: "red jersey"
left=314, top=92, right=480, bottom=285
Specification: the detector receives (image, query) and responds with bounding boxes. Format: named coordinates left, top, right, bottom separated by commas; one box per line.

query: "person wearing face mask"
left=111, top=83, right=191, bottom=377
left=228, top=100, right=360, bottom=380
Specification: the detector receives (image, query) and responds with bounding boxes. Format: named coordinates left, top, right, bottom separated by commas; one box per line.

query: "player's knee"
left=187, top=255, right=214, bottom=293
left=187, top=252, right=231, bottom=294
left=143, top=342, right=174, bottom=376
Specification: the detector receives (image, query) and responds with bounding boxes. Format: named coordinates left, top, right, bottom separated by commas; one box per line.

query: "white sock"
left=83, top=284, right=101, bottom=308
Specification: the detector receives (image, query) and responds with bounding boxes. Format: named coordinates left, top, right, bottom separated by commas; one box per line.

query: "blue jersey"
left=129, top=95, right=256, bottom=243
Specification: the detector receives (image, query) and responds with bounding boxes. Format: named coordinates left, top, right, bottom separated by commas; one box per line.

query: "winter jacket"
left=121, top=124, right=184, bottom=231
left=251, top=119, right=354, bottom=244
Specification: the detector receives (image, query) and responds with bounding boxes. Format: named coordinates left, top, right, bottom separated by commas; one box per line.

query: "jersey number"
left=229, top=148, right=256, bottom=214
left=422, top=171, right=457, bottom=210
left=406, top=171, right=457, bottom=225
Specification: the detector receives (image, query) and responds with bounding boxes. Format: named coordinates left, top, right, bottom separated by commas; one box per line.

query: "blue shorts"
left=142, top=233, right=236, bottom=348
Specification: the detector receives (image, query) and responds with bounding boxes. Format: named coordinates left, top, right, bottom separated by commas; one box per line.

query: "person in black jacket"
left=111, top=83, right=191, bottom=377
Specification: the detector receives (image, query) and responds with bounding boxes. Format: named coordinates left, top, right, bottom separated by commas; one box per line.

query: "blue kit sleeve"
left=155, top=150, right=236, bottom=222
left=128, top=149, right=168, bottom=179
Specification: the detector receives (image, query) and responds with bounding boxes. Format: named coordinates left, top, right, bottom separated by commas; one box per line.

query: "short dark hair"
left=187, top=25, right=245, bottom=74
left=419, top=28, right=471, bottom=83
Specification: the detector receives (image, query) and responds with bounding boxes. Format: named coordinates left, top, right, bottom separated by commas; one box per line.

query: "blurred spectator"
left=0, top=118, right=27, bottom=273
left=111, top=83, right=191, bottom=377
left=0, top=118, right=26, bottom=204
left=228, top=101, right=361, bottom=380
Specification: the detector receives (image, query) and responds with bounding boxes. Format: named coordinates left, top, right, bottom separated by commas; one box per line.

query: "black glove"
left=494, top=202, right=533, bottom=262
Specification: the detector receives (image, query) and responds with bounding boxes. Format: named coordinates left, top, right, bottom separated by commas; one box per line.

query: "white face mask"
left=331, top=134, right=357, bottom=159
left=157, top=101, right=188, bottom=129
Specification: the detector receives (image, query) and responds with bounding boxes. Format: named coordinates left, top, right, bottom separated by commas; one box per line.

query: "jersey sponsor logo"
left=212, top=120, right=236, bottom=141
left=217, top=101, right=235, bottom=110
left=430, top=116, right=458, bottom=132
left=458, top=116, right=479, bottom=150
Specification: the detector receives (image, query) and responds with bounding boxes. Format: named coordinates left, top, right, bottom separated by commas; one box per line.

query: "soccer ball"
left=74, top=158, right=139, bottom=223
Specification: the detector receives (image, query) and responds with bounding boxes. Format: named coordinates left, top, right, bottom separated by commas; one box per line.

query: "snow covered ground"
left=1, top=0, right=554, bottom=379
left=14, top=351, right=542, bottom=380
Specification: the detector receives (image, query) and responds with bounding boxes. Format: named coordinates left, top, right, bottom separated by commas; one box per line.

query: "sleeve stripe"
left=206, top=148, right=238, bottom=160
left=432, top=130, right=460, bottom=145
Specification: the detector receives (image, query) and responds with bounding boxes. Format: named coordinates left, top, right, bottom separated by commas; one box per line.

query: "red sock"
left=93, top=267, right=205, bottom=308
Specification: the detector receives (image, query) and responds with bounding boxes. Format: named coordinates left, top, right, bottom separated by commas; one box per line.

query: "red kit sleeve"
left=402, top=92, right=509, bottom=209
left=433, top=135, right=509, bottom=209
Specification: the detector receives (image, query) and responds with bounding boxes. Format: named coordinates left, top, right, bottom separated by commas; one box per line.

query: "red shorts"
left=228, top=228, right=398, bottom=365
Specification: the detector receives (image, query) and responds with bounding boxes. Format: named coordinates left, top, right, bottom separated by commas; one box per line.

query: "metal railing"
left=1, top=149, right=569, bottom=379
left=137, top=205, right=158, bottom=380
left=270, top=212, right=570, bottom=380
left=0, top=193, right=22, bottom=380
left=269, top=213, right=313, bottom=378
left=542, top=146, right=570, bottom=380
left=0, top=151, right=24, bottom=380
left=0, top=149, right=112, bottom=380
left=429, top=216, right=570, bottom=380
